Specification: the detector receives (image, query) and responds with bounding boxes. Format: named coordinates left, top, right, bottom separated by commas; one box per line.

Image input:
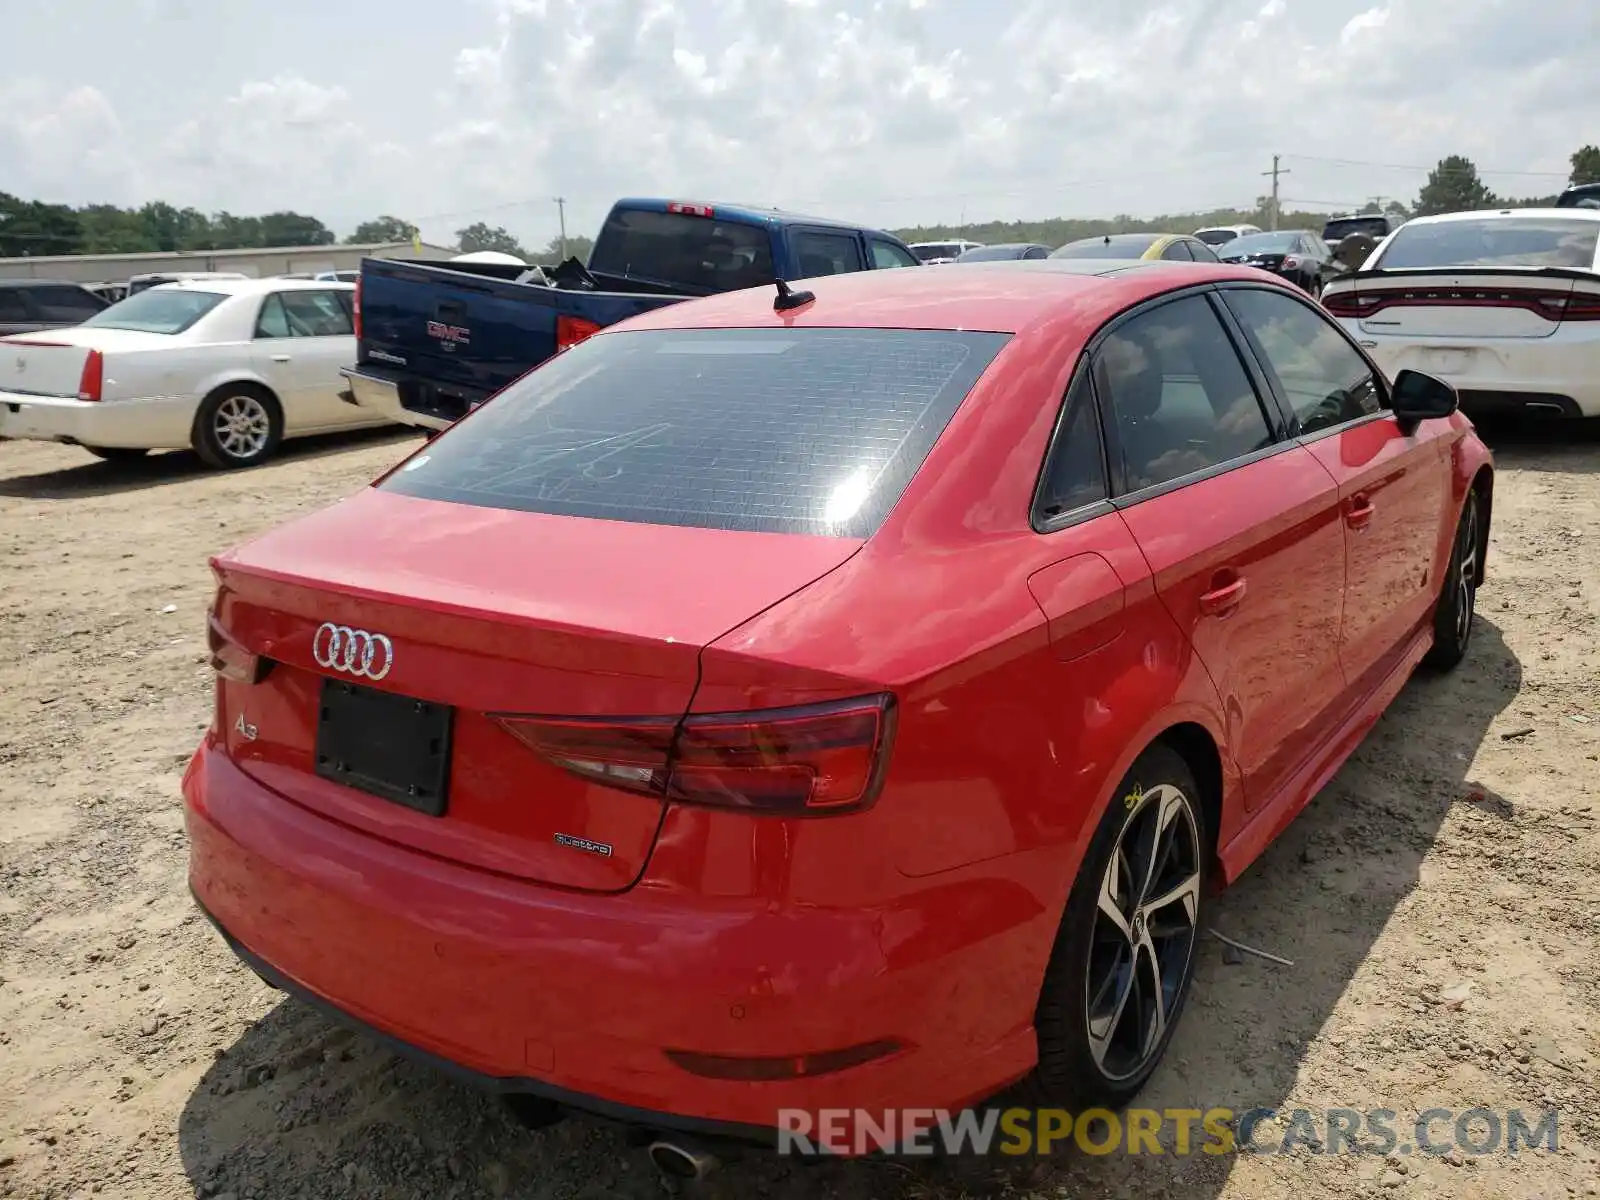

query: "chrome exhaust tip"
left=647, top=1138, right=720, bottom=1181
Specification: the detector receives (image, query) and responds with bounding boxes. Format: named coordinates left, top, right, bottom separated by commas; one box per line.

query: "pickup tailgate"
left=357, top=259, right=685, bottom=398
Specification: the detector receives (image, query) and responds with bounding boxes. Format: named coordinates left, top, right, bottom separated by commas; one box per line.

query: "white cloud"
left=0, top=0, right=1593, bottom=247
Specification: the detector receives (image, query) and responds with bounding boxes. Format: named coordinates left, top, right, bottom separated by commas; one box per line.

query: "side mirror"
left=1391, top=369, right=1458, bottom=425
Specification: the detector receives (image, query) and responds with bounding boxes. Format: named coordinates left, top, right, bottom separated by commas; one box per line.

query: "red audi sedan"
left=185, top=259, right=1492, bottom=1148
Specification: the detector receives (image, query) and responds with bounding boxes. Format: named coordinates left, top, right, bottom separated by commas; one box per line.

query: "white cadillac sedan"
left=0, top=278, right=388, bottom=468
left=1322, top=207, right=1600, bottom=420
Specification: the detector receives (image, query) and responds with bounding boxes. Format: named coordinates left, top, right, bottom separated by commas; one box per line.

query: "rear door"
left=1095, top=290, right=1348, bottom=812
left=252, top=289, right=357, bottom=430
left=1219, top=283, right=1452, bottom=692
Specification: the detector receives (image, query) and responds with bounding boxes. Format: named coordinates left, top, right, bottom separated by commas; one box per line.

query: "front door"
left=1218, top=284, right=1453, bottom=693
left=1095, top=290, right=1348, bottom=812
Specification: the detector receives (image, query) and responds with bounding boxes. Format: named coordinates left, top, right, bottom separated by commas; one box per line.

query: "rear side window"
left=1375, top=217, right=1600, bottom=269
left=589, top=209, right=775, bottom=293
left=792, top=231, right=865, bottom=277
left=869, top=240, right=920, bottom=269
left=1161, top=240, right=1194, bottom=261
left=0, top=288, right=30, bottom=322
left=382, top=328, right=1010, bottom=537
left=32, top=287, right=105, bottom=321
left=1035, top=364, right=1107, bottom=523
left=1096, top=295, right=1275, bottom=492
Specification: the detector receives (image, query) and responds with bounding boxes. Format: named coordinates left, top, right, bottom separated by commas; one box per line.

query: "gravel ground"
left=1, top=423, right=1597, bottom=1200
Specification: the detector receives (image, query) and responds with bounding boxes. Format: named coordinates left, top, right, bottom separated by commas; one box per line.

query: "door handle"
left=1347, top=495, right=1376, bottom=530
left=1199, top=575, right=1247, bottom=617
left=270, top=354, right=292, bottom=363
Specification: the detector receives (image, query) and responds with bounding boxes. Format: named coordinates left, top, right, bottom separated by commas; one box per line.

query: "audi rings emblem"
left=312, top=623, right=394, bottom=681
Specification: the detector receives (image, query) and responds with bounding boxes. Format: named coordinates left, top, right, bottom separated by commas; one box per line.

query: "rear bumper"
left=182, top=740, right=1038, bottom=1134
left=342, top=368, right=487, bottom=432
left=0, top=391, right=198, bottom=448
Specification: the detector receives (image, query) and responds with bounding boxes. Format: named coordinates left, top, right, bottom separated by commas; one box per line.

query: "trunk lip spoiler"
left=1331, top=265, right=1599, bottom=286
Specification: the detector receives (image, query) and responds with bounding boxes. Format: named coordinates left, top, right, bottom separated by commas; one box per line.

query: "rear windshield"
left=1374, top=217, right=1600, bottom=270
left=81, top=288, right=227, bottom=334
left=588, top=209, right=776, bottom=293
left=957, top=245, right=1030, bottom=261
left=1224, top=232, right=1298, bottom=254
left=1323, top=217, right=1391, bottom=241
left=1193, top=230, right=1240, bottom=245
left=380, top=327, right=1010, bottom=537
left=1051, top=235, right=1160, bottom=259
left=912, top=244, right=963, bottom=261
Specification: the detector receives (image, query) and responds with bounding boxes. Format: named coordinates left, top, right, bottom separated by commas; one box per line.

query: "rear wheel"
left=83, top=446, right=149, bottom=463
left=1025, top=743, right=1208, bottom=1108
left=192, top=386, right=282, bottom=469
left=1423, top=491, right=1480, bottom=670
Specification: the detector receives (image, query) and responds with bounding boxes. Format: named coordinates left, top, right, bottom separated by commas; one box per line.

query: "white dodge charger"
left=1322, top=207, right=1600, bottom=419
left=0, top=278, right=389, bottom=468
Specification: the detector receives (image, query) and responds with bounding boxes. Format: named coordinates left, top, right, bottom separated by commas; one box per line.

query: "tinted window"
left=588, top=209, right=776, bottom=292
left=1224, top=288, right=1382, bottom=435
left=0, top=288, right=29, bottom=322
left=792, top=231, right=864, bottom=277
left=1188, top=240, right=1220, bottom=263
left=1375, top=217, right=1600, bottom=269
left=1323, top=216, right=1392, bottom=241
left=280, top=290, right=352, bottom=336
left=1052, top=235, right=1161, bottom=260
left=869, top=240, right=920, bottom=268
left=1162, top=240, right=1194, bottom=261
left=32, top=287, right=105, bottom=321
left=958, top=245, right=1034, bottom=262
left=1024, top=246, right=1049, bottom=260
left=1097, top=295, right=1275, bottom=492
left=1224, top=232, right=1299, bottom=256
left=82, top=289, right=227, bottom=334
left=912, top=243, right=963, bottom=261
left=1194, top=230, right=1239, bottom=246
left=1036, top=364, right=1107, bottom=522
left=382, top=328, right=1010, bottom=537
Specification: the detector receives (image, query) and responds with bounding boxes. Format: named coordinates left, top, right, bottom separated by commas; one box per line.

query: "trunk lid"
left=0, top=328, right=174, bottom=398
left=210, top=487, right=862, bottom=892
left=1331, top=268, right=1600, bottom=339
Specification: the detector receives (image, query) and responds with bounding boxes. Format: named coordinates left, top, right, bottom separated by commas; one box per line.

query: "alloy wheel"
left=213, top=394, right=272, bottom=461
left=1085, top=783, right=1202, bottom=1082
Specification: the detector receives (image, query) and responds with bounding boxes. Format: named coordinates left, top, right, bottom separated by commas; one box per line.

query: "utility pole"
left=1261, top=155, right=1289, bottom=230
left=553, top=197, right=568, bottom=260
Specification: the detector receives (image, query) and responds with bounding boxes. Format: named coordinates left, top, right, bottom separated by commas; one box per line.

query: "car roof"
left=609, top=197, right=906, bottom=242
left=145, top=277, right=356, bottom=296
left=616, top=258, right=1285, bottom=337
left=1399, top=207, right=1600, bottom=227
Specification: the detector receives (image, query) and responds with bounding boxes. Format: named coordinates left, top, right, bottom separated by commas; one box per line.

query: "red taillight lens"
left=1321, top=290, right=1367, bottom=317
left=495, top=694, right=897, bottom=815
left=77, top=349, right=103, bottom=402
left=207, top=611, right=268, bottom=684
left=1538, top=292, right=1600, bottom=320
left=555, top=314, right=603, bottom=352
left=352, top=275, right=363, bottom=340
left=666, top=202, right=715, bottom=218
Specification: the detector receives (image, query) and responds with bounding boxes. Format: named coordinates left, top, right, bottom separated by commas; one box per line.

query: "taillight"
left=1321, top=290, right=1372, bottom=318
left=495, top=694, right=897, bottom=815
left=1321, top=286, right=1598, bottom=321
left=77, top=349, right=103, bottom=402
left=666, top=202, right=715, bottom=218
left=207, top=611, right=268, bottom=684
left=352, top=276, right=363, bottom=340
left=1536, top=292, right=1600, bottom=321
left=555, top=314, right=603, bottom=352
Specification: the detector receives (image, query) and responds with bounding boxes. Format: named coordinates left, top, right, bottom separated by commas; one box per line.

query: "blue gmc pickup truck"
left=342, top=198, right=923, bottom=430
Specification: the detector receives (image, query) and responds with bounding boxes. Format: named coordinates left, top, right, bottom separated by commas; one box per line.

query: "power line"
left=1281, top=153, right=1569, bottom=178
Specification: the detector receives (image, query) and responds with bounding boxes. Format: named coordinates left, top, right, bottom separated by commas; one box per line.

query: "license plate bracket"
left=314, top=679, right=453, bottom=816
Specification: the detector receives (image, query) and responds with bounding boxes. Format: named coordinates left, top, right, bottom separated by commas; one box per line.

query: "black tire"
left=1023, top=742, right=1209, bottom=1109
left=191, top=385, right=283, bottom=469
left=83, top=446, right=149, bottom=463
left=1423, top=490, right=1481, bottom=671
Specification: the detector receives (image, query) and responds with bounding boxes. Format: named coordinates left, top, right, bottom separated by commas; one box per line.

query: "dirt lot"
left=1, top=425, right=1597, bottom=1200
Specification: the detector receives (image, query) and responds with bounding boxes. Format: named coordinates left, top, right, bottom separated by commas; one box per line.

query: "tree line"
left=3, top=147, right=1594, bottom=262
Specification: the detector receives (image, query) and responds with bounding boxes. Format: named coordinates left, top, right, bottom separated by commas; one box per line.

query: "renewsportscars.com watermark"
left=776, top=1106, right=1560, bottom=1158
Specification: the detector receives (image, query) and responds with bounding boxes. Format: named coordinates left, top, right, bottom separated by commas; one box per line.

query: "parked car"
left=1215, top=229, right=1337, bottom=294
left=909, top=240, right=984, bottom=264
left=315, top=270, right=361, bottom=283
left=0, top=279, right=110, bottom=337
left=0, top=278, right=388, bottom=467
left=1323, top=207, right=1600, bottom=419
left=954, top=243, right=1052, bottom=262
left=1555, top=182, right=1600, bottom=209
left=1192, top=223, right=1262, bottom=249
left=1321, top=213, right=1402, bottom=257
left=126, top=271, right=249, bottom=295
left=186, top=259, right=1490, bottom=1153
left=344, top=198, right=924, bottom=431
left=1051, top=232, right=1221, bottom=262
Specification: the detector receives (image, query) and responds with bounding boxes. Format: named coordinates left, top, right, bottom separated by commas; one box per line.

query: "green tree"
left=1414, top=155, right=1498, bottom=216
left=540, top=233, right=593, bottom=263
left=256, top=211, right=336, bottom=247
left=348, top=215, right=419, bottom=244
left=1571, top=145, right=1600, bottom=187
left=76, top=205, right=158, bottom=253
left=1383, top=199, right=1411, bottom=219
left=211, top=212, right=264, bottom=249
left=456, top=222, right=529, bottom=258
left=0, top=193, right=83, bottom=256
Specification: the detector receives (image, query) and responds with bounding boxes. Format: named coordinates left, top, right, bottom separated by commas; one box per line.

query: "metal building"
left=0, top=241, right=457, bottom=285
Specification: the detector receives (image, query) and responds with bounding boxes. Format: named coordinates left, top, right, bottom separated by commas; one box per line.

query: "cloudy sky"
left=2, top=0, right=1592, bottom=246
